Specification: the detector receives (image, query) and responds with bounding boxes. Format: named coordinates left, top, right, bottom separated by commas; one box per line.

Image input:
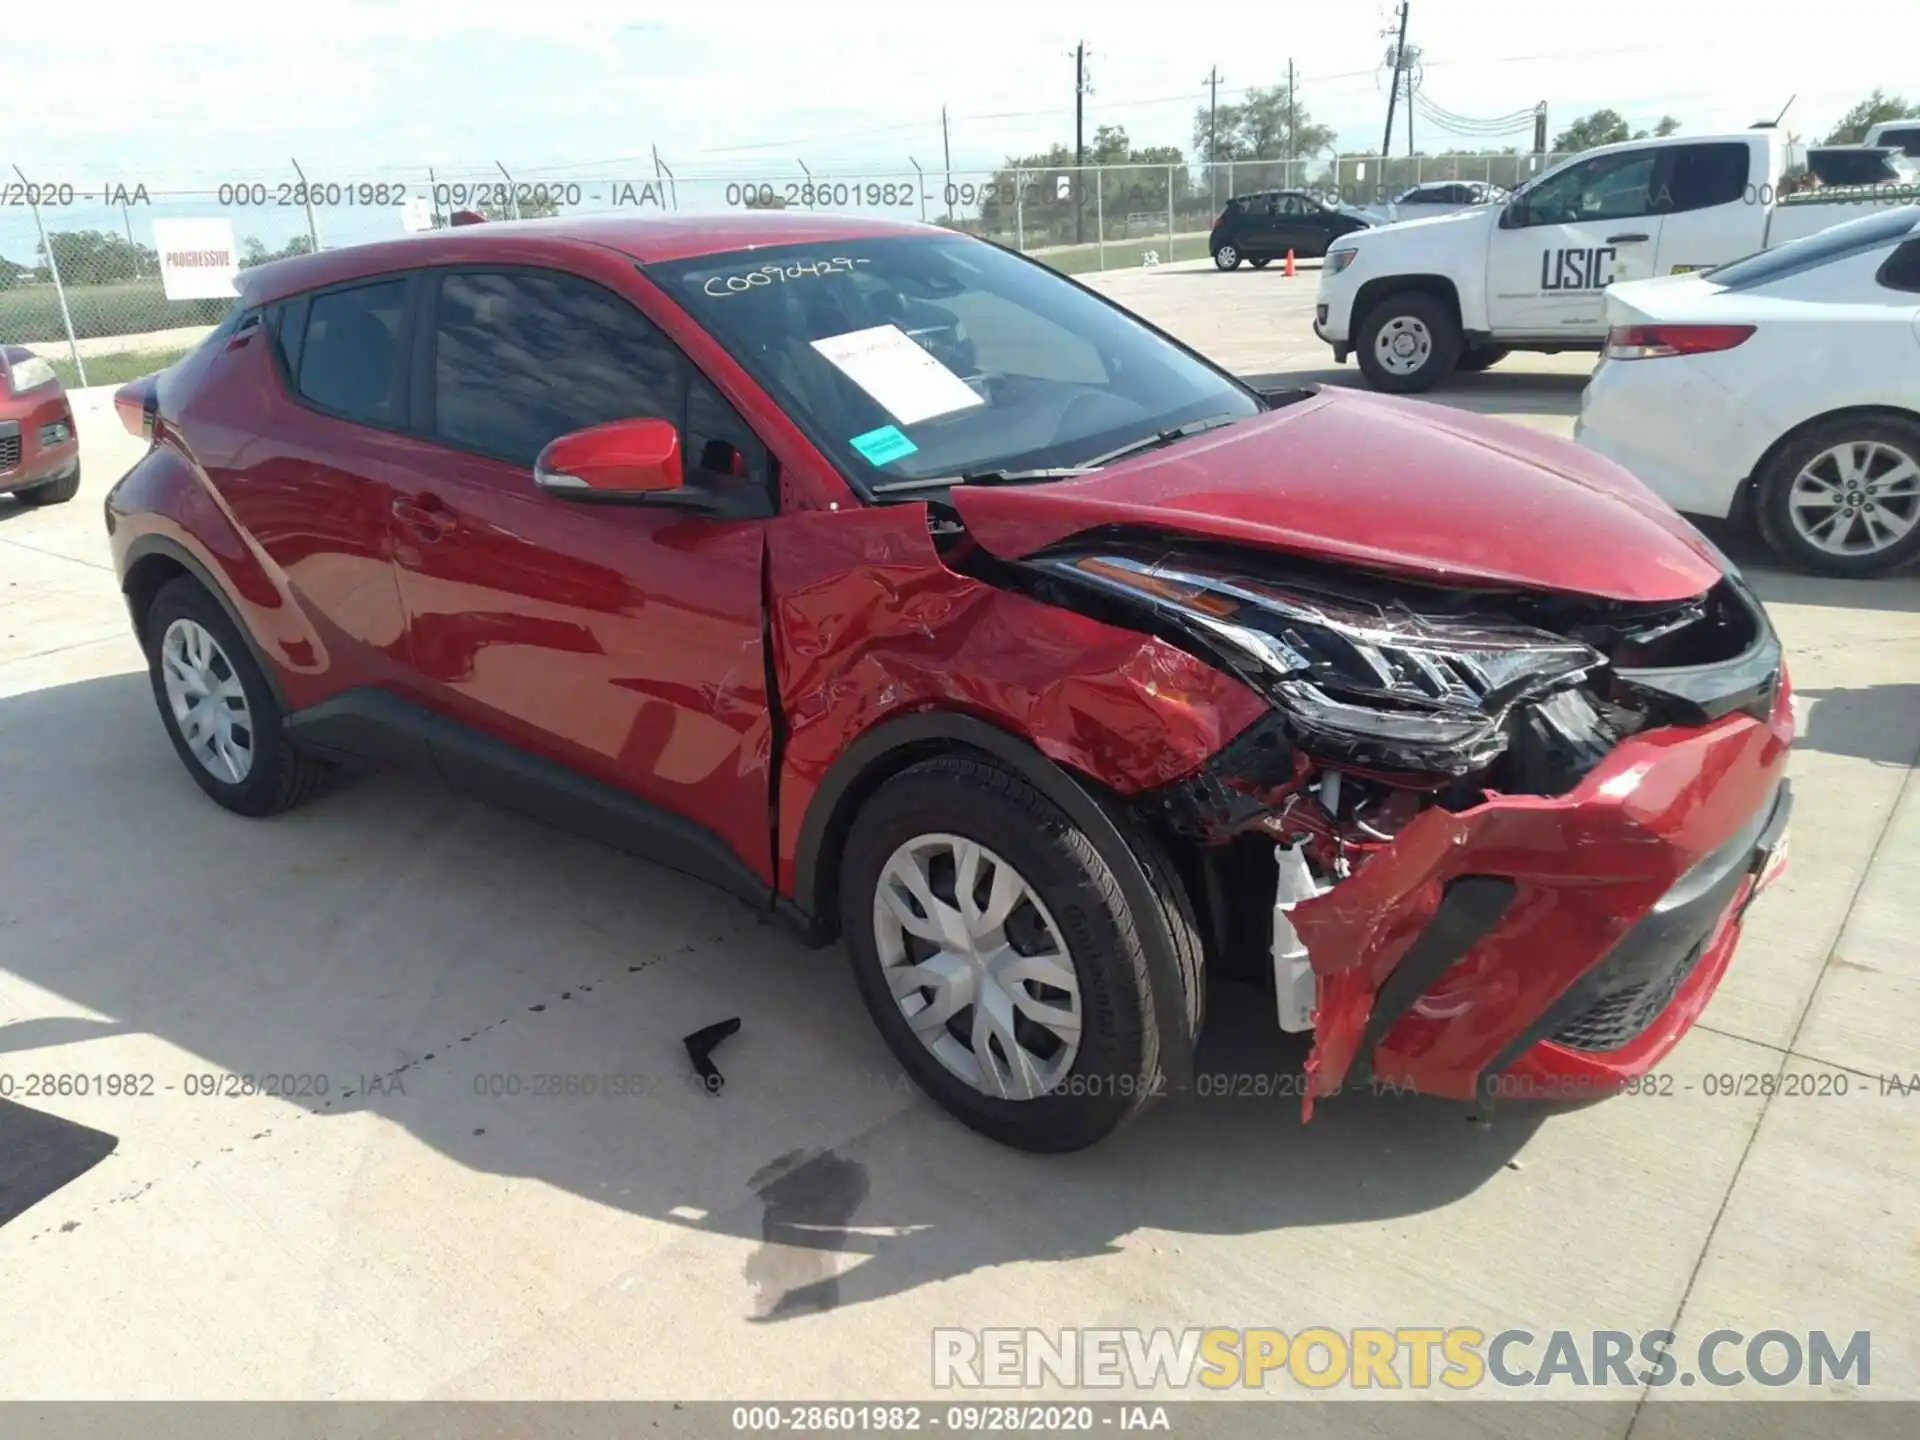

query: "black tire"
left=143, top=576, right=334, bottom=816
left=839, top=754, right=1202, bottom=1153
left=14, top=466, right=80, bottom=506
left=1250, top=257, right=1272, bottom=270
left=1212, top=244, right=1242, bottom=271
left=1457, top=345, right=1511, bottom=372
left=1755, top=414, right=1920, bottom=577
left=1355, top=290, right=1462, bottom=393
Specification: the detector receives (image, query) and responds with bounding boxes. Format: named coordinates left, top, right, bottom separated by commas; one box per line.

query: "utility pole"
left=1287, top=59, right=1297, bottom=182
left=941, top=106, right=953, bottom=222
left=1381, top=0, right=1409, bottom=159
left=1074, top=42, right=1089, bottom=244
left=1407, top=64, right=1416, bottom=158
left=1205, top=66, right=1222, bottom=209
left=1532, top=102, right=1548, bottom=155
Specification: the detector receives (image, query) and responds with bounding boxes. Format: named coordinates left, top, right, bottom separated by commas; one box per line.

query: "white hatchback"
left=1575, top=205, right=1920, bottom=576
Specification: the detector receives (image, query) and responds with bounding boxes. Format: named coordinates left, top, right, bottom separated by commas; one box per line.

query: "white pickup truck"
left=1314, top=128, right=1920, bottom=391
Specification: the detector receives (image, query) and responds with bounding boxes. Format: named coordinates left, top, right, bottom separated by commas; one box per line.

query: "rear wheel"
left=143, top=577, right=335, bottom=816
left=1355, top=291, right=1461, bottom=393
left=839, top=754, right=1199, bottom=1153
left=1457, top=345, right=1511, bottom=372
left=1213, top=244, right=1241, bottom=271
left=1755, top=415, right=1920, bottom=577
left=13, top=467, right=80, bottom=506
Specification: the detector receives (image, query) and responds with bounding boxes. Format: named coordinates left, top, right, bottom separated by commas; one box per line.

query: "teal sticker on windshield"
left=849, top=425, right=919, bottom=466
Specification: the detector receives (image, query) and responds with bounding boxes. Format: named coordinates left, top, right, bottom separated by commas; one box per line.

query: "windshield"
left=650, top=235, right=1260, bottom=497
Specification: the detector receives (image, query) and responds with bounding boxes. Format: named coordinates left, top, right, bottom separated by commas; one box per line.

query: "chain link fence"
left=1, top=153, right=1569, bottom=388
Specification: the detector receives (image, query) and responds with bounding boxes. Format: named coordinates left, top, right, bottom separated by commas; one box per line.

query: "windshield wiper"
left=867, top=413, right=1245, bottom=497
left=1074, top=412, right=1244, bottom=469
left=870, top=466, right=1095, bottom=495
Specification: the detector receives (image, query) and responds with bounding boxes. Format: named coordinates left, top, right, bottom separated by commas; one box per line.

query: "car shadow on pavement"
left=1790, top=684, right=1920, bottom=767
left=0, top=669, right=1542, bottom=1317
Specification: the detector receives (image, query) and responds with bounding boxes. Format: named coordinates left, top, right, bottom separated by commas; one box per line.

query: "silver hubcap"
left=1216, top=245, right=1237, bottom=268
left=160, top=618, right=255, bottom=783
left=872, top=834, right=1082, bottom=1100
left=1375, top=315, right=1433, bottom=375
left=1789, top=441, right=1920, bottom=557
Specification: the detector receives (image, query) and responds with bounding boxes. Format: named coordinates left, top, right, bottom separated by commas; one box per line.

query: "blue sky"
left=3, top=0, right=1908, bottom=264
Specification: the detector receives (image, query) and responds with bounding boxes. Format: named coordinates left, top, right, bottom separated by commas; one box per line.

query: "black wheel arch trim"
left=791, top=709, right=1202, bottom=1088
left=119, top=534, right=289, bottom=712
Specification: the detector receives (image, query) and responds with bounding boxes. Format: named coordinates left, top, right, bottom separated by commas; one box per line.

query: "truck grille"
left=0, top=434, right=19, bottom=473
left=1551, top=935, right=1709, bottom=1053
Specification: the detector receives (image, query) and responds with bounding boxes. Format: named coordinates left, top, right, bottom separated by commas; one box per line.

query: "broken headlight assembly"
left=1034, top=552, right=1606, bottom=776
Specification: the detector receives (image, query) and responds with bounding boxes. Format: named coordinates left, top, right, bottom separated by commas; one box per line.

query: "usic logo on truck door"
left=1540, top=245, right=1619, bottom=291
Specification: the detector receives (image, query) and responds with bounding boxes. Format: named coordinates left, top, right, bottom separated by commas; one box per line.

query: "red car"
left=104, top=213, right=1793, bottom=1152
left=2, top=345, right=81, bottom=506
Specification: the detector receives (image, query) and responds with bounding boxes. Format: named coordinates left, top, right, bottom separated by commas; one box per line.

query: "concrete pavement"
left=1, top=276, right=1916, bottom=1418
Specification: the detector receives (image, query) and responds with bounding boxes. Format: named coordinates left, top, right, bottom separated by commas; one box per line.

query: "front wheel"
left=839, top=755, right=1199, bottom=1152
left=1355, top=291, right=1462, bottom=393
left=1250, top=257, right=1272, bottom=270
left=1213, top=244, right=1242, bottom=271
left=1755, top=416, right=1920, bottom=576
left=1457, top=345, right=1511, bottom=372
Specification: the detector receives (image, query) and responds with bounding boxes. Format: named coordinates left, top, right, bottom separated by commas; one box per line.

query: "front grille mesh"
left=0, top=435, right=19, bottom=473
left=1551, top=936, right=1710, bottom=1053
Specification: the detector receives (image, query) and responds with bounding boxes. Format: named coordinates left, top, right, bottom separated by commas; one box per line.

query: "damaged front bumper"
left=1286, top=678, right=1793, bottom=1113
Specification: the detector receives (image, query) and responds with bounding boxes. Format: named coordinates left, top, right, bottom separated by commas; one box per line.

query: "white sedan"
left=1575, top=204, right=1920, bottom=576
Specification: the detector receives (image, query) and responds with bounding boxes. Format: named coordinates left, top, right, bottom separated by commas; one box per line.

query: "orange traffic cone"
left=1284, top=248, right=1296, bottom=277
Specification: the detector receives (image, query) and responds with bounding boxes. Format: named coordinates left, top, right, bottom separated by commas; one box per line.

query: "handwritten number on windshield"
left=702, top=257, right=870, bottom=297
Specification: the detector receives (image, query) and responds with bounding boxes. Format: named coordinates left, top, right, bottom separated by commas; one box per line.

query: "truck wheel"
left=839, top=754, right=1201, bottom=1153
left=1457, top=345, right=1511, bottom=372
left=1755, top=415, right=1920, bottom=577
left=1356, top=291, right=1461, bottom=393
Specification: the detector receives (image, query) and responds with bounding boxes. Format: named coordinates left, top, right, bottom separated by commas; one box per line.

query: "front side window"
left=650, top=236, right=1260, bottom=498
left=298, top=280, right=409, bottom=424
left=431, top=269, right=683, bottom=467
left=1518, top=151, right=1659, bottom=225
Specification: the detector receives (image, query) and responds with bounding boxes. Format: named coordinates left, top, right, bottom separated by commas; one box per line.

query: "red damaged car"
left=2, top=345, right=81, bottom=506
left=104, top=214, right=1792, bottom=1151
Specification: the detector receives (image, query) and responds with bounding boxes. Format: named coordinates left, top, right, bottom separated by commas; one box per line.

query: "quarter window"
left=297, top=281, right=409, bottom=425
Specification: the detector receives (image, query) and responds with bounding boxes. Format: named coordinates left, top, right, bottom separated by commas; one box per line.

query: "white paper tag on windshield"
left=809, top=324, right=985, bottom=426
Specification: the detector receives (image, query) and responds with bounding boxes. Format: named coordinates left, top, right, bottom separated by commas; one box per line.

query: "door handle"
left=392, top=495, right=456, bottom=540
left=1607, top=233, right=1651, bottom=243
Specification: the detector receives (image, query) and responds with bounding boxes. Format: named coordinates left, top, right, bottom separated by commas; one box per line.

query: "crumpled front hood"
left=950, top=388, right=1725, bottom=603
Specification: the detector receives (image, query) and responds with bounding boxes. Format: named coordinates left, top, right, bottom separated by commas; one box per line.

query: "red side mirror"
left=534, top=417, right=683, bottom=501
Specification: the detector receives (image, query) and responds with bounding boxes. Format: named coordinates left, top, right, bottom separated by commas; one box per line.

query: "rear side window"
left=1874, top=125, right=1920, bottom=157
left=1707, top=207, right=1920, bottom=289
left=430, top=269, right=683, bottom=466
left=1879, top=237, right=1920, bottom=292
left=1662, top=144, right=1749, bottom=212
left=298, top=281, right=409, bottom=424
